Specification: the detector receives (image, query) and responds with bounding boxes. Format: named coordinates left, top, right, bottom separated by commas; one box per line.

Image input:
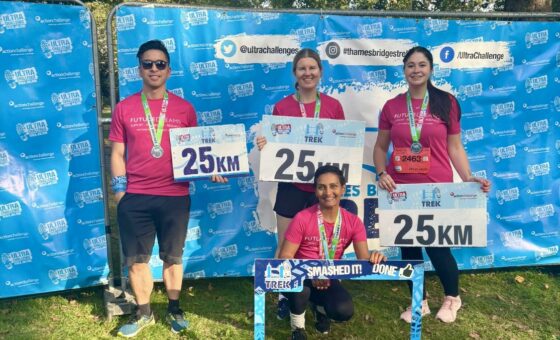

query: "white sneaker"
left=436, top=295, right=462, bottom=323
left=400, top=299, right=430, bottom=323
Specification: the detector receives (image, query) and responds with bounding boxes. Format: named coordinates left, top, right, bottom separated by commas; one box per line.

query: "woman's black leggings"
left=285, top=279, right=354, bottom=322
left=401, top=247, right=459, bottom=298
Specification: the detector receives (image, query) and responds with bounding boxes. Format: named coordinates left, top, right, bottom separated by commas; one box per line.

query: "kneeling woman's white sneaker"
left=400, top=299, right=430, bottom=323
left=436, top=295, right=462, bottom=323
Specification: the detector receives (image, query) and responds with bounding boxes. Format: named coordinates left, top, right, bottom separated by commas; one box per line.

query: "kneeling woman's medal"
left=151, top=145, right=164, bottom=158
left=410, top=142, right=423, bottom=154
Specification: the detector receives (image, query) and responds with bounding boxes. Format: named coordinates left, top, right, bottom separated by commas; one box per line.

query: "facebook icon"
left=440, top=46, right=455, bottom=63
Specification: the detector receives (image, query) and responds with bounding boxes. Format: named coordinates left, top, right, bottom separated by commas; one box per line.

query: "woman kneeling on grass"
left=278, top=165, right=386, bottom=340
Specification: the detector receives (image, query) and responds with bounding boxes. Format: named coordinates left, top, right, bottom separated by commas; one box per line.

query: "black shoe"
left=311, top=304, right=330, bottom=334
left=291, top=328, right=307, bottom=340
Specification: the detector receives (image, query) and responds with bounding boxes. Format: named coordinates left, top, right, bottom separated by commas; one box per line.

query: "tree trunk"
left=504, top=0, right=552, bottom=12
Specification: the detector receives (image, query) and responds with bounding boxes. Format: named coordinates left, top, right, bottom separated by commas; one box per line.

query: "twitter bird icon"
left=221, top=40, right=236, bottom=57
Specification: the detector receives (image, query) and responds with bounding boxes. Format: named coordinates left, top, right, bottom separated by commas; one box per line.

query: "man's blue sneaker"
left=117, top=312, right=155, bottom=338
left=166, top=308, right=189, bottom=334
left=277, top=297, right=290, bottom=320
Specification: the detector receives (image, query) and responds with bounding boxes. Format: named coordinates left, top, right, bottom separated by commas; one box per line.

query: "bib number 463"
left=394, top=214, right=473, bottom=246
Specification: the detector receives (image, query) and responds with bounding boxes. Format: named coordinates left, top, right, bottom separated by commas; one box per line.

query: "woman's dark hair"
left=292, top=48, right=322, bottom=89
left=403, top=46, right=461, bottom=125
left=136, top=39, right=170, bottom=64
left=313, top=165, right=346, bottom=188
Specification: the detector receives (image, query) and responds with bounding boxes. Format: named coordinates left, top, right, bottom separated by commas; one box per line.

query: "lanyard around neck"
left=406, top=91, right=429, bottom=143
left=141, top=91, right=169, bottom=147
left=296, top=91, right=321, bottom=118
left=316, top=207, right=342, bottom=260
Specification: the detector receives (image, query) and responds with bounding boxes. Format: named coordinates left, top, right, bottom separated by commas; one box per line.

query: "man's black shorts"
left=117, top=193, right=190, bottom=267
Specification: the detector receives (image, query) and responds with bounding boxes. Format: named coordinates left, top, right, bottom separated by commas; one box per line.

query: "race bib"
left=393, top=147, right=431, bottom=174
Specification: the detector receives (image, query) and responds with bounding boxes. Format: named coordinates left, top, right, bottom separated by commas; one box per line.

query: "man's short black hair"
left=313, top=165, right=346, bottom=188
left=136, top=40, right=170, bottom=64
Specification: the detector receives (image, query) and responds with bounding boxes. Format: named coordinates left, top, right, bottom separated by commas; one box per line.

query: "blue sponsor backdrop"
left=0, top=2, right=108, bottom=298
left=115, top=5, right=559, bottom=278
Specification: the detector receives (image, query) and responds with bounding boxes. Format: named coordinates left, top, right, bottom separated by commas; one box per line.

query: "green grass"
left=1, top=267, right=558, bottom=339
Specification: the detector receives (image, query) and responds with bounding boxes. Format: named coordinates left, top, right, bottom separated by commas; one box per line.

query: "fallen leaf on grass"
left=460, top=287, right=467, bottom=293
left=476, top=294, right=481, bottom=298
left=391, top=287, right=398, bottom=292
left=364, top=314, right=371, bottom=321
left=514, top=275, right=525, bottom=284
left=491, top=315, right=498, bottom=321
left=469, top=332, right=481, bottom=339
left=496, top=294, right=506, bottom=302
left=544, top=284, right=549, bottom=289
left=188, top=286, right=195, bottom=297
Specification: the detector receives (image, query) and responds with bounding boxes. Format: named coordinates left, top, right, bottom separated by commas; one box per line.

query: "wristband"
left=376, top=170, right=386, bottom=180
left=111, top=175, right=127, bottom=193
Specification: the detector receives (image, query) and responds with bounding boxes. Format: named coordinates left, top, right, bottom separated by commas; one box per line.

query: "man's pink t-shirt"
left=284, top=204, right=367, bottom=260
left=273, top=93, right=345, bottom=192
left=109, top=92, right=197, bottom=196
left=378, top=93, right=461, bottom=184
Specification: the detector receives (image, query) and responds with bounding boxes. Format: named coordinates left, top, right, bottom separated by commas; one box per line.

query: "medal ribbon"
left=406, top=91, right=429, bottom=144
left=141, top=91, right=169, bottom=150
left=316, top=207, right=342, bottom=260
left=296, top=91, right=321, bottom=118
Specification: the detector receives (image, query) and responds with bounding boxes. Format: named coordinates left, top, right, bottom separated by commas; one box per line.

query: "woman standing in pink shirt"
left=256, top=48, right=345, bottom=320
left=373, top=46, right=490, bottom=324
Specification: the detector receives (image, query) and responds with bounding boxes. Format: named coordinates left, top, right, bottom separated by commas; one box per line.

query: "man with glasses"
left=109, top=40, right=224, bottom=337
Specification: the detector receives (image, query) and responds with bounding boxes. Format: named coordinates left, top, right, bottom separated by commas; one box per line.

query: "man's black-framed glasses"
left=141, top=60, right=168, bottom=70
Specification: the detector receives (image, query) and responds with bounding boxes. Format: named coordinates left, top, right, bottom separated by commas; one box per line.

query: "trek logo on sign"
left=38, top=218, right=68, bottom=240
left=421, top=188, right=441, bottom=207
left=27, top=170, right=58, bottom=191
left=0, top=11, right=26, bottom=33
left=264, top=261, right=293, bottom=289
left=116, top=14, right=136, bottom=31
left=51, top=90, right=82, bottom=111
left=74, top=188, right=103, bottom=208
left=41, top=37, right=73, bottom=58
left=180, top=10, right=209, bottom=29
left=5, top=67, right=39, bottom=89
left=49, top=265, right=78, bottom=284
left=2, top=249, right=32, bottom=269
left=0, top=201, right=22, bottom=219
left=61, top=140, right=92, bottom=160
left=304, top=123, right=324, bottom=143
left=83, top=236, right=107, bottom=255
